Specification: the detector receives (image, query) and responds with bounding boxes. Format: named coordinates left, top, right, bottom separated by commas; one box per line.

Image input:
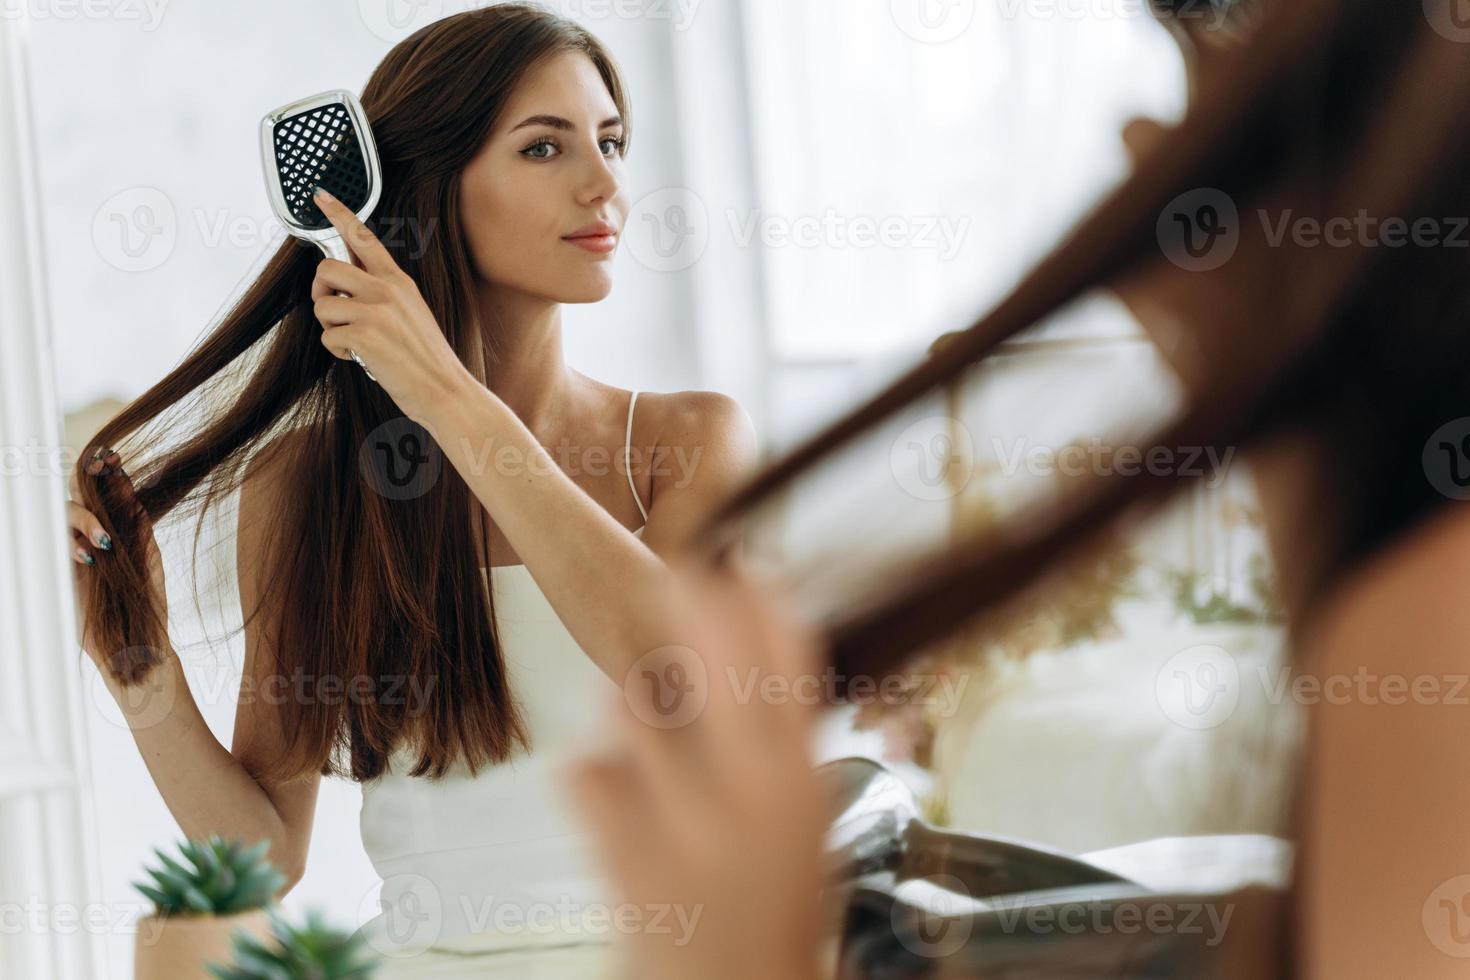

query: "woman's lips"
left=563, top=233, right=617, bottom=254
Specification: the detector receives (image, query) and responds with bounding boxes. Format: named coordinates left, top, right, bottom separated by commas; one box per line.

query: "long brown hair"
left=695, top=0, right=1470, bottom=692
left=73, top=3, right=633, bottom=783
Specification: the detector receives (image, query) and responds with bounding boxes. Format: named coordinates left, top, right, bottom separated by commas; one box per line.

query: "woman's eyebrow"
left=508, top=113, right=623, bottom=133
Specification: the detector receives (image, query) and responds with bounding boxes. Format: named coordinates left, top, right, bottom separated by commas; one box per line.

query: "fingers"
left=69, top=506, right=111, bottom=550
left=312, top=294, right=359, bottom=327
left=564, top=748, right=662, bottom=895
left=318, top=323, right=364, bottom=361
left=310, top=258, right=377, bottom=302
left=312, top=187, right=398, bottom=279
left=68, top=447, right=122, bottom=567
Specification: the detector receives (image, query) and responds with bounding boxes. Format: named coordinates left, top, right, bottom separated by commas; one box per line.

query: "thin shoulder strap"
left=625, top=390, right=650, bottom=524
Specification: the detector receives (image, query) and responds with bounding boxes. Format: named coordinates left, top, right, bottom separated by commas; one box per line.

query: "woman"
left=67, top=5, right=753, bottom=976
left=567, top=0, right=1470, bottom=977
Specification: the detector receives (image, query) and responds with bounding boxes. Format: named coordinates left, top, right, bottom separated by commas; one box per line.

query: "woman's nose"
left=576, top=147, right=621, bottom=205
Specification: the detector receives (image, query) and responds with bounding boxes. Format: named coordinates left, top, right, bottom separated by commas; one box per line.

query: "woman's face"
left=458, top=50, right=631, bottom=305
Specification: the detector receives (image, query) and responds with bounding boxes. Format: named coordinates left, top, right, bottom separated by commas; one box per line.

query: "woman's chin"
left=553, top=273, right=616, bottom=304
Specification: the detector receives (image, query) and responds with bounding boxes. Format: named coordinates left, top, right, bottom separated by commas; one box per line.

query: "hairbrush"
left=260, top=89, right=382, bottom=381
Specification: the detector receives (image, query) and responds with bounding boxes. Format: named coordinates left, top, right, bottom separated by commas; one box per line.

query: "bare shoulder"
left=1307, top=502, right=1470, bottom=671
left=624, top=390, right=759, bottom=551
left=1294, top=505, right=1470, bottom=978
left=633, top=389, right=758, bottom=462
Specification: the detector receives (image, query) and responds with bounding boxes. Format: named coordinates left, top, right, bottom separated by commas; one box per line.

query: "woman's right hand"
left=67, top=448, right=166, bottom=661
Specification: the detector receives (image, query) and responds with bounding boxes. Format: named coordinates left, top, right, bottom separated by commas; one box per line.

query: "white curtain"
left=740, top=0, right=1188, bottom=359
left=0, top=9, right=109, bottom=978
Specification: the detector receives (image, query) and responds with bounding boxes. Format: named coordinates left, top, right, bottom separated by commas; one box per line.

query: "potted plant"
left=207, top=906, right=381, bottom=978
left=132, top=835, right=285, bottom=979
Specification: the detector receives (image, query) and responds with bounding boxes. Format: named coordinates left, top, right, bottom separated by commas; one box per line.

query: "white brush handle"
left=314, top=234, right=377, bottom=382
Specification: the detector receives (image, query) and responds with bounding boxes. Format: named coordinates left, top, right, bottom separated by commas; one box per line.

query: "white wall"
left=25, top=3, right=739, bottom=976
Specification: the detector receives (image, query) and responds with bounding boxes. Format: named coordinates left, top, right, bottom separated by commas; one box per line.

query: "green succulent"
left=208, top=907, right=381, bottom=980
left=133, top=835, right=286, bottom=918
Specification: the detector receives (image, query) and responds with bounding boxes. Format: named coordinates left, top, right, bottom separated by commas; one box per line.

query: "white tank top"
left=357, top=391, right=651, bottom=959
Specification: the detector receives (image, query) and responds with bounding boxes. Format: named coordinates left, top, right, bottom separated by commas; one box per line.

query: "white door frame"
left=0, top=9, right=109, bottom=979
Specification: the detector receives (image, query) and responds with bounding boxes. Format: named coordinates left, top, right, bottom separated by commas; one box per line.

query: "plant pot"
left=134, top=907, right=273, bottom=980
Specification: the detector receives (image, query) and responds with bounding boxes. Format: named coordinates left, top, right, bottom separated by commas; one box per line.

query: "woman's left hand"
left=565, top=558, right=833, bottom=980
left=311, top=187, right=470, bottom=421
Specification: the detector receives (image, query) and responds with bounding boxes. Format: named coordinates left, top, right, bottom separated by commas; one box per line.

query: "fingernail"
left=95, top=532, right=111, bottom=550
left=86, top=458, right=103, bottom=475
left=76, top=548, right=93, bottom=565
left=313, top=185, right=335, bottom=203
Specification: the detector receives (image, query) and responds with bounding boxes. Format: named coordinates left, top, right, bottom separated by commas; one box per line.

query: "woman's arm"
left=567, top=558, right=829, bottom=980
left=421, top=380, right=758, bottom=682
left=305, top=188, right=759, bottom=683
left=90, top=443, right=319, bottom=894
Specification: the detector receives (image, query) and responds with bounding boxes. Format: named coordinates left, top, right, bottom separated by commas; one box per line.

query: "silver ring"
left=348, top=348, right=378, bottom=381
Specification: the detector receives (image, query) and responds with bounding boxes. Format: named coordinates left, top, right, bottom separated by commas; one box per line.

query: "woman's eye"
left=521, top=136, right=626, bottom=160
